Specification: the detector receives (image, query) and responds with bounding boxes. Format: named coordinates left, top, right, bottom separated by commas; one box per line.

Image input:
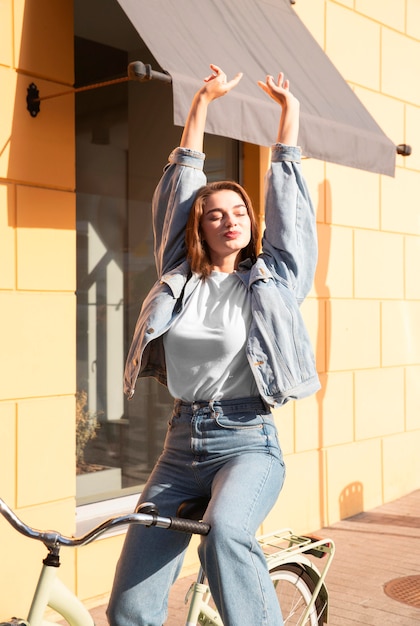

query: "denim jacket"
left=124, top=145, right=320, bottom=407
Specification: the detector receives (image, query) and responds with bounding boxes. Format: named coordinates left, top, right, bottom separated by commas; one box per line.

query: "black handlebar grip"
left=169, top=517, right=210, bottom=535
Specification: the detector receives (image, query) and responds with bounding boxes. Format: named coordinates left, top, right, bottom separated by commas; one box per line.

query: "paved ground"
left=89, top=489, right=420, bottom=625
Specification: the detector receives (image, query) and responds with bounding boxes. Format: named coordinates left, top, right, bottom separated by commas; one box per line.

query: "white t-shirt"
left=163, top=271, right=259, bottom=402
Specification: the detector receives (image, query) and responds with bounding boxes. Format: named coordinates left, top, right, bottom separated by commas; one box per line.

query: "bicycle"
left=0, top=496, right=335, bottom=626
left=178, top=497, right=335, bottom=625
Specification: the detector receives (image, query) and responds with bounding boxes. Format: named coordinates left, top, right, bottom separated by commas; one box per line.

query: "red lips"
left=224, top=230, right=240, bottom=239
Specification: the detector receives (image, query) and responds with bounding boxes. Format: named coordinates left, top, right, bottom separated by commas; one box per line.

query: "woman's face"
left=200, top=189, right=251, bottom=271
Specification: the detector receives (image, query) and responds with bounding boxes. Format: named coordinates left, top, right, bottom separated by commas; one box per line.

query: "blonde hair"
left=185, top=181, right=259, bottom=278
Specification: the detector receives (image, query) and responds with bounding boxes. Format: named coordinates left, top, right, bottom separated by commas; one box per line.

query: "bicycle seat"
left=176, top=497, right=210, bottom=521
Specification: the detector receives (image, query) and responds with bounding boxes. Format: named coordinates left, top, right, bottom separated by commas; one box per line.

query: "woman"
left=108, top=65, right=319, bottom=626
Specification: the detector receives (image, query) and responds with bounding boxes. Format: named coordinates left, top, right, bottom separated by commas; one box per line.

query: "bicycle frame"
left=27, top=556, right=93, bottom=626
left=0, top=498, right=209, bottom=626
left=1, top=498, right=334, bottom=626
left=261, top=529, right=335, bottom=625
left=184, top=529, right=335, bottom=626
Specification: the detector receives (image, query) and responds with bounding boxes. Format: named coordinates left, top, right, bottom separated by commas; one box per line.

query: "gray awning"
left=117, top=0, right=396, bottom=176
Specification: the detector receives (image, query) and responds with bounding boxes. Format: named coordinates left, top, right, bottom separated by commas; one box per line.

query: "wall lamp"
left=26, top=61, right=172, bottom=118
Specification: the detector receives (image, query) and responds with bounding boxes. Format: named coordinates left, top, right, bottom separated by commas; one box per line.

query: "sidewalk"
left=90, top=489, right=420, bottom=625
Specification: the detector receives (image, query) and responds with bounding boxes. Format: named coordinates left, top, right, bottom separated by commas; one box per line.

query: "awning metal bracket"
left=24, top=60, right=411, bottom=159
left=26, top=61, right=172, bottom=118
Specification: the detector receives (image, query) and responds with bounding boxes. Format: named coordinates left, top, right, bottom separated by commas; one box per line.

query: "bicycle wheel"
left=270, top=563, right=325, bottom=625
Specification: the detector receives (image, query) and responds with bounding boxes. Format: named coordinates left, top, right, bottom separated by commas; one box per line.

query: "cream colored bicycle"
left=0, top=497, right=334, bottom=626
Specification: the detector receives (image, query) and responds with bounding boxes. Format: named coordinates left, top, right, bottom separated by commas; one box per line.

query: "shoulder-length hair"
left=185, top=181, right=260, bottom=278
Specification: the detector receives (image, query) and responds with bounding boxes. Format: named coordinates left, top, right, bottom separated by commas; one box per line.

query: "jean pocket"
left=214, top=411, right=266, bottom=430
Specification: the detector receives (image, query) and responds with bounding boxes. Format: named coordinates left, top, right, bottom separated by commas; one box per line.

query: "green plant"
left=76, top=390, right=101, bottom=472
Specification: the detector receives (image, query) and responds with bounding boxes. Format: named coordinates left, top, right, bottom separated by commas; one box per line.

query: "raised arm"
left=258, top=73, right=317, bottom=302
left=257, top=72, right=300, bottom=146
left=153, top=65, right=243, bottom=277
left=180, top=64, right=243, bottom=152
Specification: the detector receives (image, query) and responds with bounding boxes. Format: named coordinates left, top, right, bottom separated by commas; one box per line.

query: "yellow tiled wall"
left=0, top=0, right=419, bottom=612
left=0, top=0, right=76, bottom=615
left=275, top=0, right=420, bottom=534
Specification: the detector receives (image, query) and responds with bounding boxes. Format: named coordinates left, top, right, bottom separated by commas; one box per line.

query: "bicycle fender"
left=276, top=555, right=329, bottom=624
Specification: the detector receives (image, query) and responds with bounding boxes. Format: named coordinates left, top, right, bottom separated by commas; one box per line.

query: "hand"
left=258, top=72, right=300, bottom=145
left=258, top=72, right=299, bottom=111
left=198, top=64, right=243, bottom=103
left=180, top=65, right=242, bottom=151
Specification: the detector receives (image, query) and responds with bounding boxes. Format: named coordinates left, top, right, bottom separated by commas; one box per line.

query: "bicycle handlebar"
left=0, top=498, right=210, bottom=550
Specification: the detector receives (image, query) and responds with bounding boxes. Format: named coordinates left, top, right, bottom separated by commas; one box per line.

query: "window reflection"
left=75, top=38, right=239, bottom=503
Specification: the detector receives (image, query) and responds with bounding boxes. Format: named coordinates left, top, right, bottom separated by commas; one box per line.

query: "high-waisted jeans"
left=107, top=397, right=286, bottom=626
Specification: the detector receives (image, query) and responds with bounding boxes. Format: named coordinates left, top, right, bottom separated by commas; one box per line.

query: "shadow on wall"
left=315, top=179, right=331, bottom=528
left=339, top=482, right=364, bottom=520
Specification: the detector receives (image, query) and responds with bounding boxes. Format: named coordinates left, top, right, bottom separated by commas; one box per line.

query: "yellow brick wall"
left=0, top=0, right=76, bottom=616
left=0, top=0, right=419, bottom=612
left=274, top=0, right=420, bottom=533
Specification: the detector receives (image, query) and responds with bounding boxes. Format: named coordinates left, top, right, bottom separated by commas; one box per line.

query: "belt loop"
left=209, top=399, right=216, bottom=418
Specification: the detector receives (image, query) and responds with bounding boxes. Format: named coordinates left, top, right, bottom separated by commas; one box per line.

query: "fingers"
left=266, top=72, right=289, bottom=91
left=204, top=65, right=243, bottom=87
left=203, top=64, right=223, bottom=83
left=257, top=80, right=269, bottom=94
left=257, top=72, right=294, bottom=104
left=201, top=65, right=243, bottom=101
left=230, top=71, right=243, bottom=88
left=203, top=64, right=226, bottom=83
left=202, top=66, right=292, bottom=100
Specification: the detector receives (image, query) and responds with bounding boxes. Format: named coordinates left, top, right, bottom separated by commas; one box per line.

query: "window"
left=74, top=10, right=240, bottom=504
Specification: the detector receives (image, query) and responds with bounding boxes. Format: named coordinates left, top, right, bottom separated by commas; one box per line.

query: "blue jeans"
left=107, top=397, right=286, bottom=626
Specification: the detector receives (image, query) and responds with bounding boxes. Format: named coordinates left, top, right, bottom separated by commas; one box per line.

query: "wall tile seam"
left=404, top=425, right=420, bottom=433
left=313, top=440, right=357, bottom=451
left=351, top=369, right=356, bottom=442
left=323, top=296, right=416, bottom=302
left=403, top=364, right=408, bottom=430
left=319, top=438, right=382, bottom=452
left=302, top=220, right=418, bottom=235
left=352, top=89, right=420, bottom=122
left=3, top=393, right=76, bottom=403
left=13, top=496, right=76, bottom=512
left=323, top=0, right=327, bottom=51
left=394, top=164, right=420, bottom=175
left=0, top=179, right=76, bottom=194
left=355, top=429, right=417, bottom=445
left=403, top=100, right=420, bottom=111
left=13, top=180, right=17, bottom=291
left=354, top=225, right=420, bottom=237
left=378, top=16, right=383, bottom=95
left=0, top=285, right=76, bottom=291
left=380, top=21, right=420, bottom=44
left=15, top=67, right=74, bottom=89
left=13, top=400, right=18, bottom=507
left=354, top=228, right=404, bottom=242
left=398, top=166, right=420, bottom=176
left=328, top=364, right=411, bottom=372
left=321, top=223, right=379, bottom=232
left=348, top=78, right=420, bottom=109
left=329, top=1, right=415, bottom=41
left=10, top=289, right=76, bottom=294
